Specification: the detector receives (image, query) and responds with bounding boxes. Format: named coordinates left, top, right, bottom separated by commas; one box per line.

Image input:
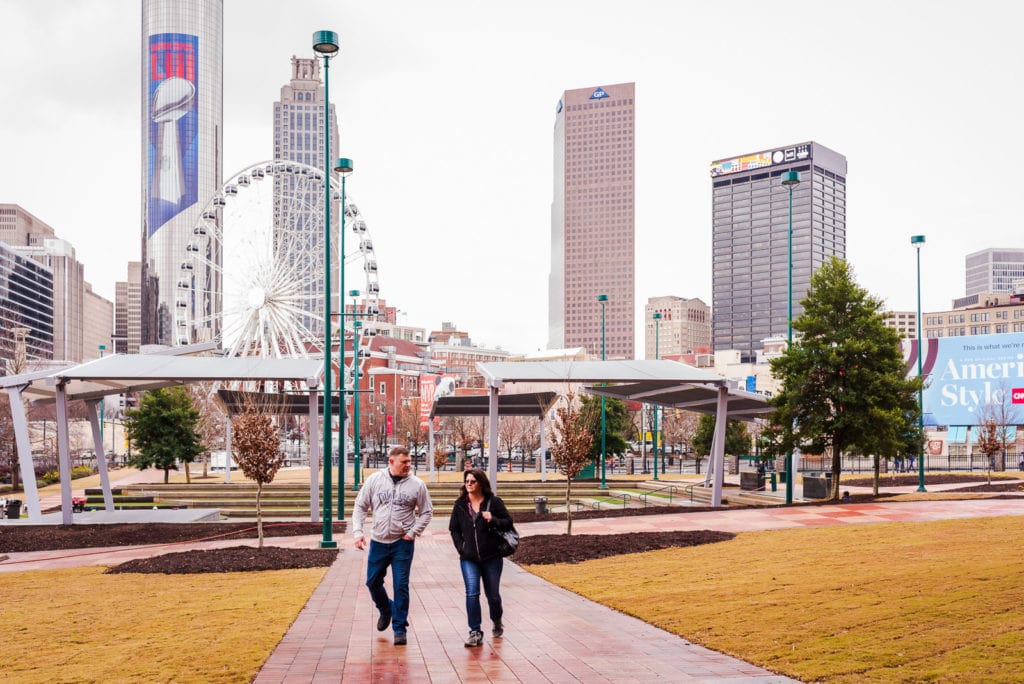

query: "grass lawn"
left=527, top=516, right=1024, bottom=683
left=0, top=565, right=327, bottom=683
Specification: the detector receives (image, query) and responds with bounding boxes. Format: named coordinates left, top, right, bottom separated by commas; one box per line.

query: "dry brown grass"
left=0, top=565, right=326, bottom=683
left=527, top=516, right=1024, bottom=683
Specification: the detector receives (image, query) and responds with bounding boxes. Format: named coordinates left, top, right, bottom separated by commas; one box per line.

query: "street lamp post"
left=335, top=157, right=353, bottom=522
left=597, top=294, right=608, bottom=489
left=314, top=29, right=340, bottom=548
left=912, top=234, right=927, bottom=492
left=781, top=169, right=801, bottom=505
left=652, top=312, right=662, bottom=481
left=352, top=304, right=362, bottom=491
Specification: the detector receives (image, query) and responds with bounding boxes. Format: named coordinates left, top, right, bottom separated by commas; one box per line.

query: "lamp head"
left=349, top=289, right=360, bottom=297
left=781, top=170, right=801, bottom=187
left=653, top=312, right=662, bottom=320
left=911, top=235, right=926, bottom=246
left=597, top=294, right=608, bottom=302
left=335, top=157, right=354, bottom=175
left=312, top=30, right=340, bottom=56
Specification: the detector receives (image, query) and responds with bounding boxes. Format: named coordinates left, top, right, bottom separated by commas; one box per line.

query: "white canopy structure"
left=475, top=360, right=771, bottom=506
left=0, top=354, right=323, bottom=524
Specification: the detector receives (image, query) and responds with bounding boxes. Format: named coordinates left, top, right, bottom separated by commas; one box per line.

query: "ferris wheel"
left=174, top=159, right=384, bottom=359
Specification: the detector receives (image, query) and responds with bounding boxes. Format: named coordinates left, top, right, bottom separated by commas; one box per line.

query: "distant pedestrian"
left=352, top=446, right=434, bottom=646
left=449, top=468, right=513, bottom=647
left=841, top=491, right=851, bottom=503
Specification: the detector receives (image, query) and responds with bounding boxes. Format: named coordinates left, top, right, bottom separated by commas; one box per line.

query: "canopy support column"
left=308, top=382, right=320, bottom=523
left=85, top=399, right=114, bottom=511
left=6, top=386, right=42, bottom=522
left=487, top=385, right=500, bottom=492
left=711, top=386, right=728, bottom=507
left=55, top=380, right=74, bottom=525
left=428, top=419, right=436, bottom=482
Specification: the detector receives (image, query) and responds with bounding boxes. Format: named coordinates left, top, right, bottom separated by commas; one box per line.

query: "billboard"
left=147, top=33, right=199, bottom=236
left=710, top=143, right=811, bottom=177
left=904, top=332, right=1024, bottom=426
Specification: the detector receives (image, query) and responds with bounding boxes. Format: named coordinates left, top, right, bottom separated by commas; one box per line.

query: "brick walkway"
left=254, top=533, right=794, bottom=683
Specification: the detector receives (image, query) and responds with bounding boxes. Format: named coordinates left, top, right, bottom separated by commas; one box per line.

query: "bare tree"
left=231, top=405, right=286, bottom=548
left=547, top=391, right=594, bottom=535
left=663, top=409, right=700, bottom=471
left=189, top=383, right=227, bottom=479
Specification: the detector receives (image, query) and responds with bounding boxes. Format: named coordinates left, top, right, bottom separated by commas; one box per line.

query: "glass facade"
left=710, top=142, right=847, bottom=360
left=141, top=0, right=223, bottom=345
left=0, top=243, right=54, bottom=362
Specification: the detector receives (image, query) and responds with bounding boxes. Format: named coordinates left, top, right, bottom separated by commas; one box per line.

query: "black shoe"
left=377, top=610, right=392, bottom=632
left=394, top=632, right=407, bottom=646
left=492, top=620, right=503, bottom=638
left=464, top=630, right=483, bottom=647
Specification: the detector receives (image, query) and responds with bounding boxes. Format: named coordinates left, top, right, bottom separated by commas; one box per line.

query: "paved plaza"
left=3, top=470, right=1023, bottom=681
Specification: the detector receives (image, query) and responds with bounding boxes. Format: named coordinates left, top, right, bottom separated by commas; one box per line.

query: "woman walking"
left=448, top=468, right=514, bottom=647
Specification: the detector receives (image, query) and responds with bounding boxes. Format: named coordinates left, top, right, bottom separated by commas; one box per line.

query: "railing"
left=591, top=493, right=631, bottom=510
left=637, top=484, right=681, bottom=507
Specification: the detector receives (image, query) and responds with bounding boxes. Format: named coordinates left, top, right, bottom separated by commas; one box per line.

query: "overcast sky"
left=2, top=1, right=1022, bottom=354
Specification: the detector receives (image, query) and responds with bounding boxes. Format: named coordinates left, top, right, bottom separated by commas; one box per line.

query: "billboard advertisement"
left=710, top=143, right=811, bottom=177
left=147, top=33, right=199, bottom=236
left=904, top=332, right=1024, bottom=426
left=419, top=374, right=437, bottom=428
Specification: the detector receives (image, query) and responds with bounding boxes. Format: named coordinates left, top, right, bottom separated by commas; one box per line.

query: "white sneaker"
left=464, top=630, right=483, bottom=647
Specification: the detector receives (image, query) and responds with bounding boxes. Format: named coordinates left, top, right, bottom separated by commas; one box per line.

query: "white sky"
left=2, top=1, right=1022, bottom=354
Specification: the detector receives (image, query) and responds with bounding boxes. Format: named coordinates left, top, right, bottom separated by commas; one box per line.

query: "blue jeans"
left=366, top=538, right=415, bottom=634
left=460, top=556, right=504, bottom=632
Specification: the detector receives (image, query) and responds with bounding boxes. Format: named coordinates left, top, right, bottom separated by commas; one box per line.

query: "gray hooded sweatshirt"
left=352, top=468, right=434, bottom=543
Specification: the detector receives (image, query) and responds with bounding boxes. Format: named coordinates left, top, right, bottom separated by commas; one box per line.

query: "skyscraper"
left=549, top=83, right=635, bottom=359
left=141, top=0, right=223, bottom=345
left=273, top=56, right=340, bottom=337
left=710, top=142, right=847, bottom=361
left=965, top=248, right=1024, bottom=297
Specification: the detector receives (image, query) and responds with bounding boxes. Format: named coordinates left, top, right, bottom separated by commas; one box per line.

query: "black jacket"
left=448, top=494, right=513, bottom=562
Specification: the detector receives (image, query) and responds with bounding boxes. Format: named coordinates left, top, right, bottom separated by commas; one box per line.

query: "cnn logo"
left=1013, top=388, right=1024, bottom=404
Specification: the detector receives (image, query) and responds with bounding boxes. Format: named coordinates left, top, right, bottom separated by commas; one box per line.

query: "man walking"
left=353, top=446, right=433, bottom=645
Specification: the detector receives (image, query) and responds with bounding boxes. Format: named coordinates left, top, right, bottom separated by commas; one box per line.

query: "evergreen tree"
left=123, top=387, right=204, bottom=484
left=768, top=258, right=923, bottom=499
left=580, top=394, right=631, bottom=459
left=691, top=414, right=751, bottom=457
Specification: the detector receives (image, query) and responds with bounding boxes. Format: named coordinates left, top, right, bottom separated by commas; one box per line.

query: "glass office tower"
left=550, top=83, right=635, bottom=358
left=141, top=0, right=223, bottom=345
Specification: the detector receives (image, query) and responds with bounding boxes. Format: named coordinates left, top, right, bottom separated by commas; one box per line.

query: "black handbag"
left=485, top=499, right=519, bottom=556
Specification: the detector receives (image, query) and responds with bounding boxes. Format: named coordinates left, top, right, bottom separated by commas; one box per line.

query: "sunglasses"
left=464, top=479, right=477, bottom=484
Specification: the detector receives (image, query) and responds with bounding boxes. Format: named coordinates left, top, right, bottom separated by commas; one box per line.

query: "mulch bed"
left=512, top=530, right=735, bottom=565
left=105, top=545, right=339, bottom=574
left=0, top=521, right=346, bottom=554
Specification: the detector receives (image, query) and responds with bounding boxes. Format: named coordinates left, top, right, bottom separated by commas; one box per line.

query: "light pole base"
left=319, top=540, right=338, bottom=549
left=916, top=485, right=927, bottom=493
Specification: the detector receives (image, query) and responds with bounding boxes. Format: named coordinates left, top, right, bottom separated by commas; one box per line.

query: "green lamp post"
left=335, top=157, right=353, bottom=521
left=598, top=294, right=608, bottom=489
left=314, top=29, right=340, bottom=547
left=912, top=234, right=927, bottom=492
left=652, top=312, right=662, bottom=481
left=351, top=288, right=362, bottom=490
left=781, top=169, right=801, bottom=504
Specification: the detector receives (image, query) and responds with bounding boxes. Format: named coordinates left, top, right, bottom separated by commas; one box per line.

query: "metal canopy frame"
left=423, top=392, right=560, bottom=483
left=474, top=360, right=770, bottom=505
left=0, top=354, right=323, bottom=525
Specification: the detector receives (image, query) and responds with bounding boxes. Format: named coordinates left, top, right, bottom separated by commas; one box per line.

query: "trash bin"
left=5, top=499, right=22, bottom=519
left=533, top=496, right=548, bottom=514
